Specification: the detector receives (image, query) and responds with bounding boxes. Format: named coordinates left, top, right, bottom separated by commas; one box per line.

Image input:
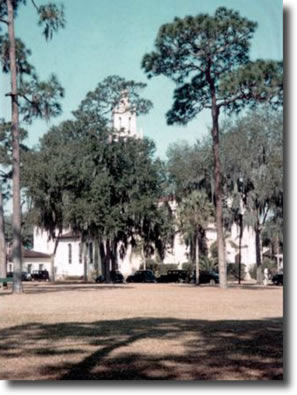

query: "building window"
left=28, top=264, right=32, bottom=273
left=68, top=243, right=72, bottom=264
left=79, top=243, right=82, bottom=264
left=39, top=264, right=44, bottom=271
left=89, top=242, right=93, bottom=264
left=9, top=264, right=12, bottom=272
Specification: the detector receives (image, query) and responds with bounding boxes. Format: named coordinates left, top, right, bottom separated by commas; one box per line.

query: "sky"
left=0, top=0, right=283, bottom=159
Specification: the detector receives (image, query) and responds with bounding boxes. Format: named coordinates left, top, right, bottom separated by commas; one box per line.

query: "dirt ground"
left=0, top=282, right=283, bottom=381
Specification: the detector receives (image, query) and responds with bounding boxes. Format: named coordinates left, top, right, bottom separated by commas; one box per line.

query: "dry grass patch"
left=0, top=282, right=283, bottom=380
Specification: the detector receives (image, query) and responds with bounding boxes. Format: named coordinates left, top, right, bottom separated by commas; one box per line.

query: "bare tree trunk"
left=211, top=105, right=227, bottom=288
left=255, top=219, right=262, bottom=284
left=82, top=241, right=87, bottom=282
left=276, top=236, right=280, bottom=271
left=142, top=245, right=146, bottom=270
left=238, top=214, right=243, bottom=284
left=105, top=239, right=111, bottom=282
left=7, top=0, right=23, bottom=293
left=94, top=239, right=99, bottom=277
left=0, top=182, right=7, bottom=283
left=50, top=234, right=60, bottom=282
left=195, top=231, right=200, bottom=285
left=111, top=239, right=117, bottom=272
left=98, top=239, right=104, bottom=276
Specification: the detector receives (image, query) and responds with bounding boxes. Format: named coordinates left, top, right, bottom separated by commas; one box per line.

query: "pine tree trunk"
left=0, top=182, right=7, bottom=283
left=7, top=0, right=23, bottom=293
left=211, top=105, right=227, bottom=288
left=195, top=231, right=200, bottom=285
left=255, top=220, right=262, bottom=284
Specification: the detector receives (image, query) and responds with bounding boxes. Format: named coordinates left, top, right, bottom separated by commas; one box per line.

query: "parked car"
left=22, top=272, right=32, bottom=281
left=31, top=270, right=50, bottom=281
left=187, top=270, right=219, bottom=285
left=6, top=271, right=32, bottom=281
left=157, top=270, right=188, bottom=283
left=126, top=270, right=156, bottom=283
left=272, top=273, right=283, bottom=286
left=95, top=270, right=124, bottom=284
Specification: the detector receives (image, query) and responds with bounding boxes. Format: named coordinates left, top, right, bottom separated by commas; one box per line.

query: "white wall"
left=33, top=227, right=55, bottom=255
left=7, top=257, right=51, bottom=274
left=54, top=239, right=83, bottom=278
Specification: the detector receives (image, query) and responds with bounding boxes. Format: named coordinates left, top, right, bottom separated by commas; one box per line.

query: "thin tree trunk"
left=111, top=239, right=117, bottom=272
left=50, top=235, right=60, bottom=282
left=7, top=0, right=23, bottom=293
left=142, top=245, right=146, bottom=270
left=238, top=214, right=243, bottom=284
left=211, top=105, right=227, bottom=288
left=255, top=219, right=262, bottom=284
left=105, top=239, right=111, bottom=282
left=276, top=236, right=280, bottom=272
left=195, top=231, right=200, bottom=285
left=0, top=182, right=7, bottom=283
left=98, top=239, right=104, bottom=276
left=94, top=238, right=99, bottom=277
left=83, top=241, right=88, bottom=282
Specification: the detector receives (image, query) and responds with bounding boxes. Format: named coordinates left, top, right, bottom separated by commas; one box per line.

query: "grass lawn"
left=0, top=282, right=283, bottom=381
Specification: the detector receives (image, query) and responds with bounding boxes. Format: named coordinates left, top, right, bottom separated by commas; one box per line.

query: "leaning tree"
left=142, top=7, right=283, bottom=288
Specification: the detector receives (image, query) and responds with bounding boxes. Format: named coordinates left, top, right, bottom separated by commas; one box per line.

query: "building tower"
left=112, top=90, right=142, bottom=138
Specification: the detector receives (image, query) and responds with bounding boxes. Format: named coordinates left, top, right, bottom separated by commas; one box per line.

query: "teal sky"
left=0, top=0, right=283, bottom=159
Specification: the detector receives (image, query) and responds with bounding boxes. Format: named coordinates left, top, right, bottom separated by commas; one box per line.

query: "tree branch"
left=31, top=0, right=40, bottom=12
left=0, top=17, right=8, bottom=25
left=261, top=204, right=270, bottom=227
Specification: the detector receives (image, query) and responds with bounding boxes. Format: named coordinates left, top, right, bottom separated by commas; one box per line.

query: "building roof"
left=58, top=231, right=80, bottom=240
left=8, top=248, right=51, bottom=261
left=23, top=249, right=51, bottom=259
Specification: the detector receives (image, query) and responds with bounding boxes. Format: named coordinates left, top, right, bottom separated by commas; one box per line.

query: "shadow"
left=0, top=283, right=135, bottom=295
left=0, top=317, right=283, bottom=381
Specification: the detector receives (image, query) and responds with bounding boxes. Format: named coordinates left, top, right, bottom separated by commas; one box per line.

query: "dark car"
left=126, top=270, right=156, bottom=283
left=22, top=271, right=32, bottom=281
left=187, top=270, right=219, bottom=285
left=272, top=273, right=283, bottom=285
left=6, top=271, right=32, bottom=281
left=31, top=270, right=49, bottom=281
left=157, top=270, right=188, bottom=283
left=95, top=270, right=124, bottom=284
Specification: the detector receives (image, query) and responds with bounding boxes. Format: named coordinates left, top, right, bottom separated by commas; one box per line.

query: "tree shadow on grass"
left=0, top=283, right=135, bottom=296
left=0, top=317, right=283, bottom=381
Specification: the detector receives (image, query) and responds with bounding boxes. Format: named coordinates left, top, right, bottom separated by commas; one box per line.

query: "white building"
left=10, top=217, right=256, bottom=280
